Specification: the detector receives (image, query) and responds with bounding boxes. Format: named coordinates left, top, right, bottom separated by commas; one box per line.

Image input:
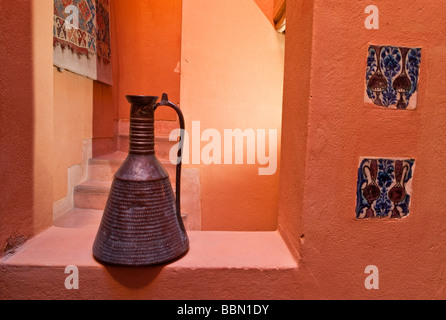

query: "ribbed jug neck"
left=126, top=96, right=158, bottom=155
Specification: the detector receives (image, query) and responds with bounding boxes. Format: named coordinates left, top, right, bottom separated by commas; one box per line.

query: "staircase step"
left=88, top=151, right=177, bottom=182
left=74, top=181, right=112, bottom=210
left=78, top=150, right=200, bottom=230
left=53, top=208, right=103, bottom=229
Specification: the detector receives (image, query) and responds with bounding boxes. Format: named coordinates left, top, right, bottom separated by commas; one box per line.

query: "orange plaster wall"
left=111, top=0, right=182, bottom=121
left=0, top=0, right=35, bottom=255
left=92, top=2, right=120, bottom=157
left=277, top=0, right=314, bottom=260
left=32, top=0, right=54, bottom=234
left=93, top=0, right=182, bottom=155
left=0, top=0, right=54, bottom=255
left=254, top=0, right=275, bottom=24
left=280, top=0, right=446, bottom=299
left=53, top=69, right=93, bottom=202
left=93, top=81, right=116, bottom=157
left=181, top=0, right=285, bottom=231
left=274, top=0, right=286, bottom=15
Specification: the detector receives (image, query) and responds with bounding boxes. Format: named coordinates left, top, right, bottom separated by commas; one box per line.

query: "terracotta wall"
left=277, top=0, right=314, bottom=259
left=92, top=0, right=183, bottom=157
left=0, top=0, right=54, bottom=256
left=53, top=69, right=93, bottom=202
left=94, top=0, right=283, bottom=230
left=181, top=0, right=285, bottom=231
left=0, top=0, right=94, bottom=239
left=274, top=0, right=285, bottom=13
left=0, top=0, right=35, bottom=255
left=254, top=0, right=274, bottom=24
left=92, top=0, right=119, bottom=157
left=111, top=0, right=182, bottom=121
left=279, top=0, right=446, bottom=299
left=93, top=82, right=116, bottom=157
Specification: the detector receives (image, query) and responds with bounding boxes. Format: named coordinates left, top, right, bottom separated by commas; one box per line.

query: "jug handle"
left=155, top=93, right=185, bottom=223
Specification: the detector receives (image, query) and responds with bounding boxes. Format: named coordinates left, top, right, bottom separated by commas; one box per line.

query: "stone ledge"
left=0, top=215, right=299, bottom=300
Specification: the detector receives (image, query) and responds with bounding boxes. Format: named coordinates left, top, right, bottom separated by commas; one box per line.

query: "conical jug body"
left=93, top=95, right=189, bottom=266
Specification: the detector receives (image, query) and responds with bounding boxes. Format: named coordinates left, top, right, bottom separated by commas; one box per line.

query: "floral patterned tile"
left=356, top=157, right=415, bottom=219
left=365, top=45, right=421, bottom=110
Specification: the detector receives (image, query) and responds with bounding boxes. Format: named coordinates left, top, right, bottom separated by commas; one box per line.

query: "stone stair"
left=66, top=120, right=201, bottom=231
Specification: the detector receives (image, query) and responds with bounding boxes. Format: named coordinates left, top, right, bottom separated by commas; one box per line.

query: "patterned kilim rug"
left=53, top=0, right=112, bottom=84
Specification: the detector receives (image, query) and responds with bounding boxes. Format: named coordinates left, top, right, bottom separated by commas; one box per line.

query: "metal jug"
left=93, top=93, right=189, bottom=266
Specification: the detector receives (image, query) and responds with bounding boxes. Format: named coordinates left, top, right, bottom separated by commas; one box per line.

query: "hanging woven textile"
left=53, top=0, right=112, bottom=84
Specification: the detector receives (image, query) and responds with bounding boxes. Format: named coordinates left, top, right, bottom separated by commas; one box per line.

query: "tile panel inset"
left=356, top=158, right=415, bottom=219
left=365, top=45, right=421, bottom=110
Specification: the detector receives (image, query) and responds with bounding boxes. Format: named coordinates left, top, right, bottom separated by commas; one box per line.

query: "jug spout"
left=126, top=95, right=159, bottom=106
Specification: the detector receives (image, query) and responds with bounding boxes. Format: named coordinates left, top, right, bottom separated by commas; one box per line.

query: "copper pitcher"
left=93, top=94, right=189, bottom=266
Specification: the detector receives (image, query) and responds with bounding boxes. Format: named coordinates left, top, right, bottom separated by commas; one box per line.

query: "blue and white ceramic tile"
left=365, top=45, right=421, bottom=110
left=356, top=158, right=415, bottom=219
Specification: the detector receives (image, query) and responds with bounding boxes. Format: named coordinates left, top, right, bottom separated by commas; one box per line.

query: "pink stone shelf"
left=0, top=210, right=298, bottom=300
